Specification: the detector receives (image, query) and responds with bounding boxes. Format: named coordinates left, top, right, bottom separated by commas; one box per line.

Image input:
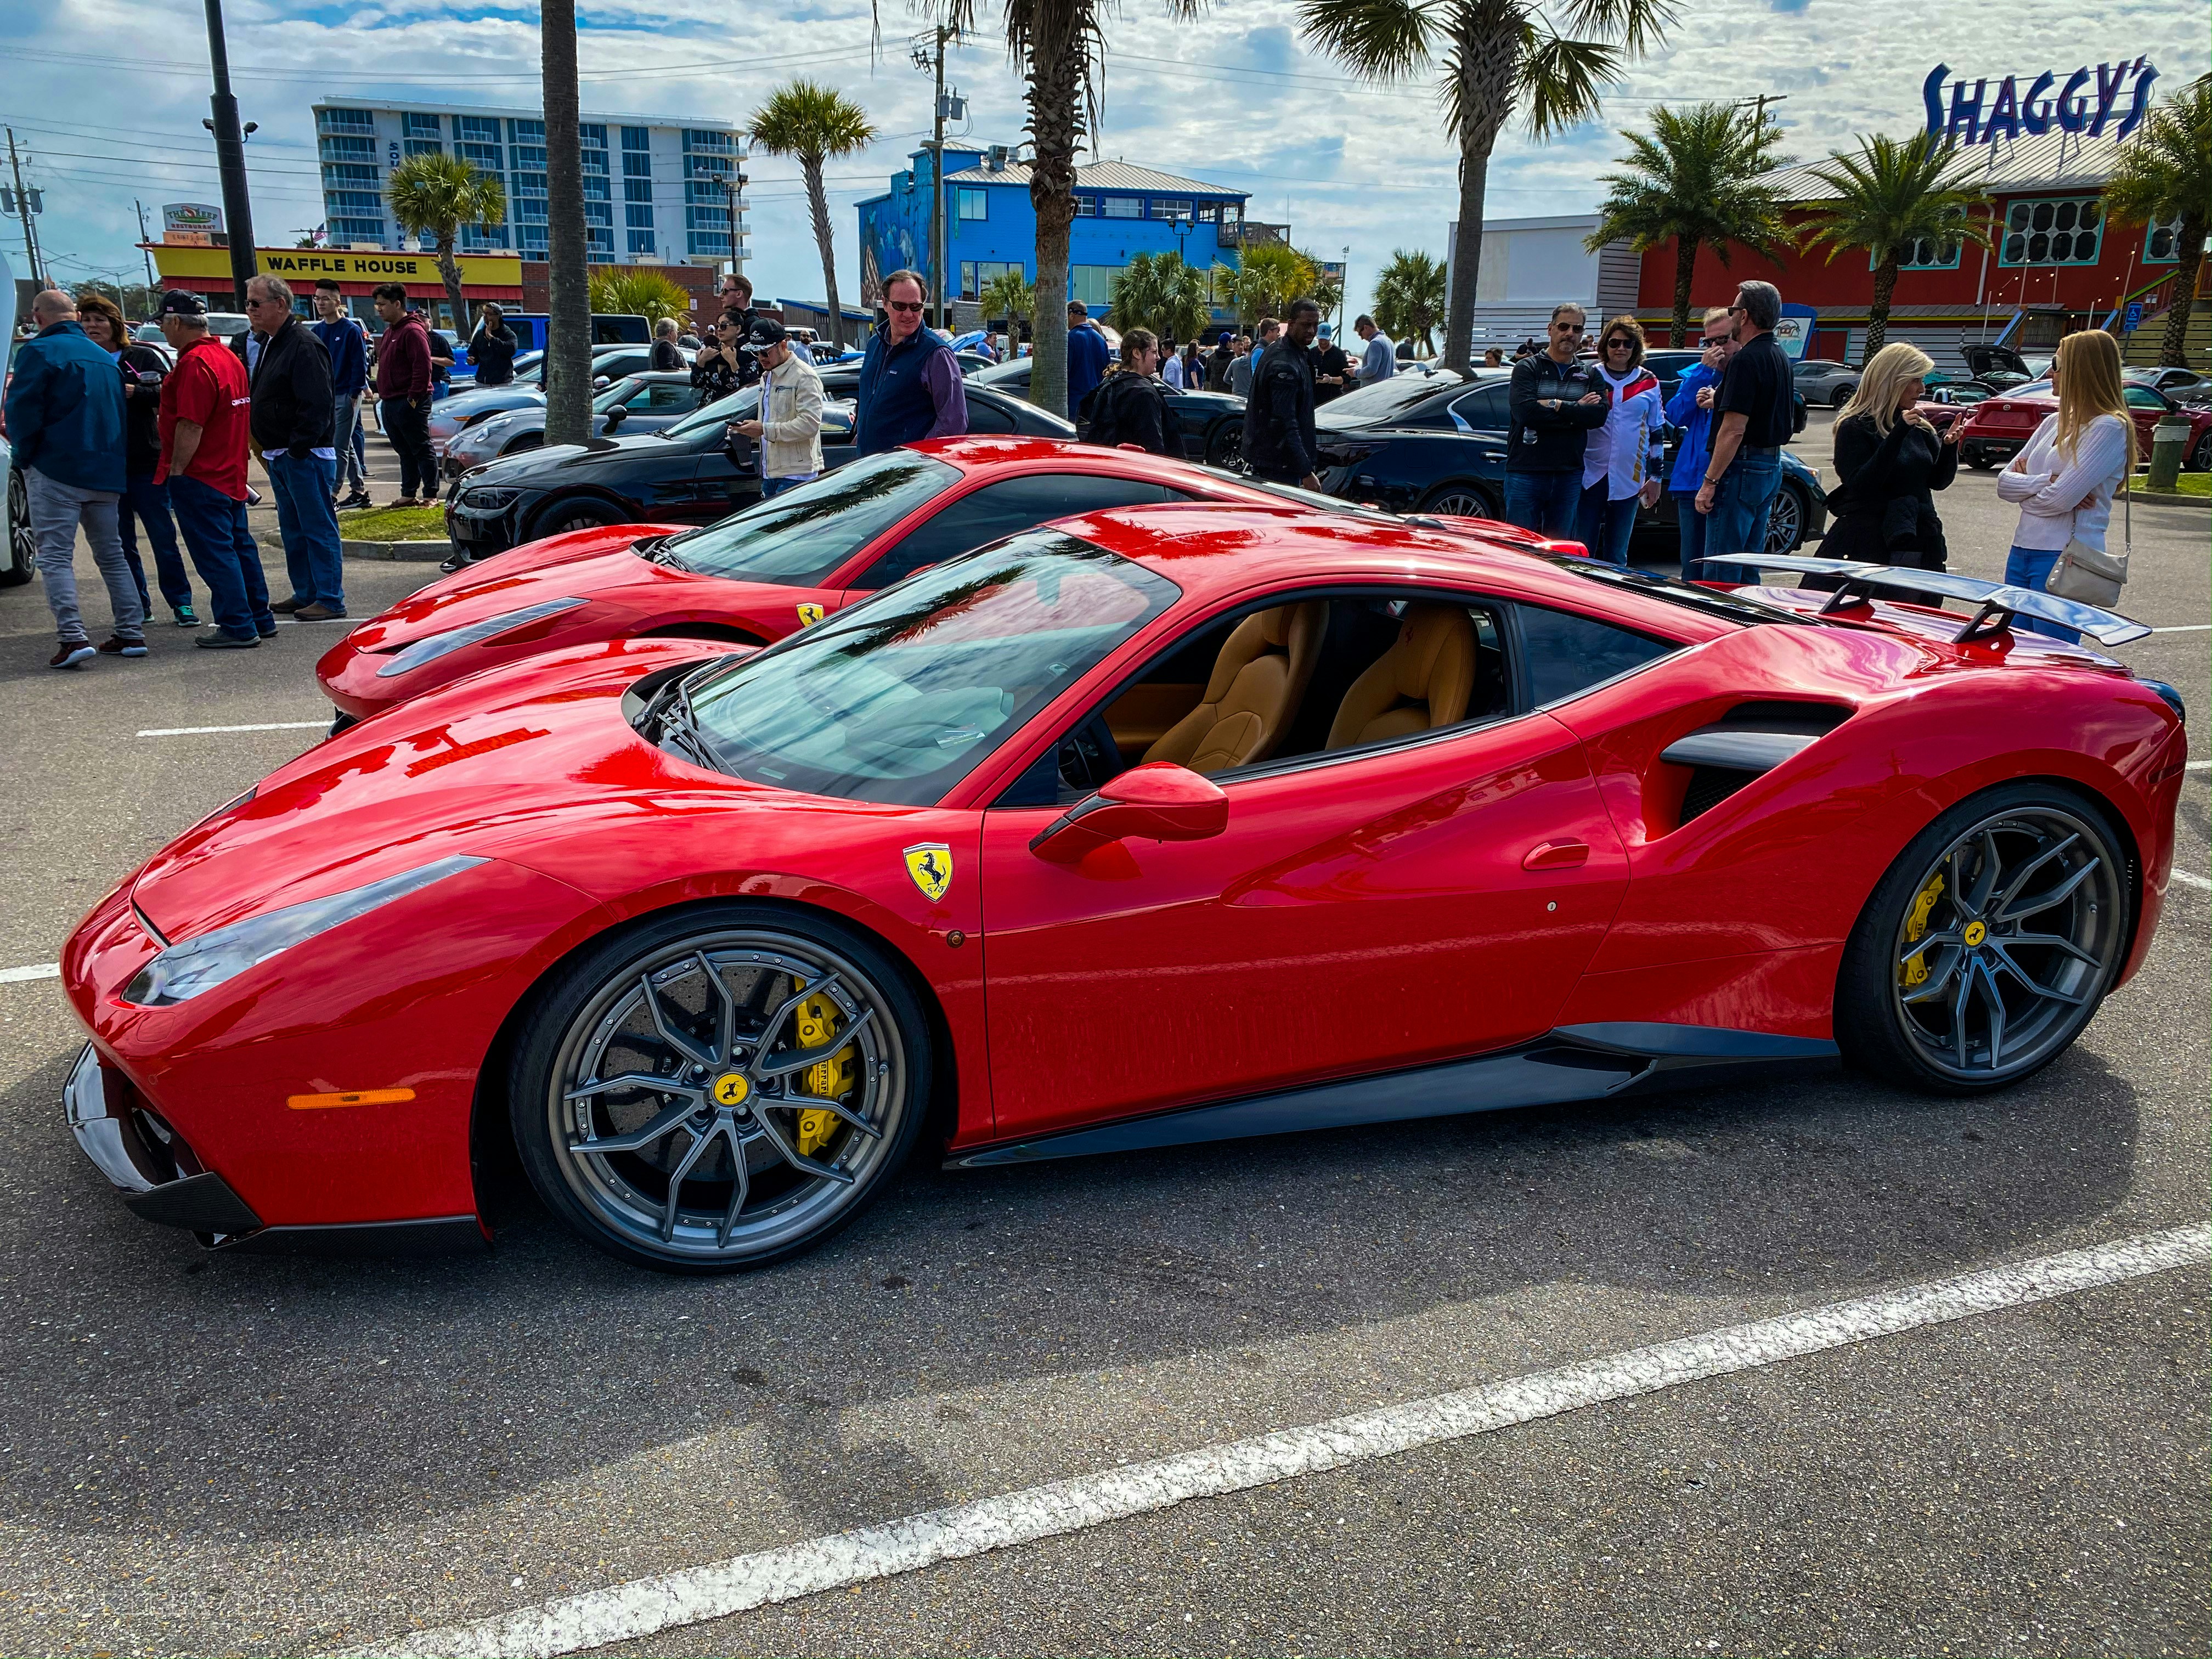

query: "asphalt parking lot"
left=0, top=414, right=2204, bottom=1656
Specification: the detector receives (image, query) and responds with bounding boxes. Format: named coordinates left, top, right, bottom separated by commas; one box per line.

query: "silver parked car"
left=442, top=371, right=714, bottom=474
left=1792, top=358, right=1861, bottom=407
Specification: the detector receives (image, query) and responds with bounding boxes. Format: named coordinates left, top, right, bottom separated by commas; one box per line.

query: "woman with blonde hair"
left=1575, top=314, right=1665, bottom=565
left=1821, top=340, right=1961, bottom=572
left=1996, top=329, right=2135, bottom=637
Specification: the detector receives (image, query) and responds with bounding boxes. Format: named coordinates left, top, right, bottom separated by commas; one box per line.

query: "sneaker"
left=341, top=492, right=374, bottom=511
left=256, top=624, right=280, bottom=639
left=194, top=627, right=259, bottom=650
left=172, top=604, right=199, bottom=628
left=97, top=635, right=150, bottom=658
left=270, top=596, right=307, bottom=615
left=438, top=552, right=472, bottom=574
left=49, top=640, right=97, bottom=669
left=292, top=602, right=348, bottom=623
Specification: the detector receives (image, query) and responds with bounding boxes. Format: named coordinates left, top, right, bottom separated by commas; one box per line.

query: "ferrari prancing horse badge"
left=904, top=843, right=953, bottom=902
left=795, top=602, right=826, bottom=627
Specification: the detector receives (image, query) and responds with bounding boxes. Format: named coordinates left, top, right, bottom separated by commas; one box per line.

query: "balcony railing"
left=1216, top=220, right=1288, bottom=249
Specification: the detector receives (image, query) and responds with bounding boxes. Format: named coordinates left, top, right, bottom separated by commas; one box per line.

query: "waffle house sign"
left=147, top=244, right=523, bottom=296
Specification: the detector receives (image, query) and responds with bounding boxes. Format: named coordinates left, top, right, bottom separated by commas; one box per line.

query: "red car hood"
left=133, top=637, right=745, bottom=940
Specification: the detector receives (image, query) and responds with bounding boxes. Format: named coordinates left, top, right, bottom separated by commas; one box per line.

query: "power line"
left=5, top=40, right=878, bottom=86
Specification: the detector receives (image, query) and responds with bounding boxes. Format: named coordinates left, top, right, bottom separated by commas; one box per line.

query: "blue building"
left=856, top=148, right=1281, bottom=322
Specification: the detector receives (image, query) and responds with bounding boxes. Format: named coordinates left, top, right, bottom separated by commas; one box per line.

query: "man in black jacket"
left=1243, top=298, right=1324, bottom=487
left=1504, top=302, right=1609, bottom=537
left=245, top=274, right=346, bottom=620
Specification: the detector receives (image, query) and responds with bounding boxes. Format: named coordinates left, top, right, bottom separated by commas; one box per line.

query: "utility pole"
left=1739, top=93, right=1787, bottom=135
left=134, top=200, right=157, bottom=308
left=913, top=24, right=957, bottom=330
left=200, top=0, right=258, bottom=312
left=5, top=129, right=44, bottom=288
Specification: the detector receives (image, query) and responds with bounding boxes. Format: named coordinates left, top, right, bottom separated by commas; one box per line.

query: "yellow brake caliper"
left=792, top=991, right=857, bottom=1157
left=1900, top=873, right=1946, bottom=988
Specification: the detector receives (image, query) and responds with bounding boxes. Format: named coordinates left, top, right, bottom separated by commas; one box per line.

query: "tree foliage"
left=386, top=151, right=506, bottom=332
left=1221, top=243, right=1321, bottom=323
left=1370, top=249, right=1446, bottom=353
left=980, top=267, right=1037, bottom=338
left=750, top=80, right=879, bottom=351
left=1108, top=251, right=1212, bottom=342
left=1799, top=131, right=1991, bottom=360
left=2103, top=76, right=2211, bottom=367
left=588, top=269, right=694, bottom=321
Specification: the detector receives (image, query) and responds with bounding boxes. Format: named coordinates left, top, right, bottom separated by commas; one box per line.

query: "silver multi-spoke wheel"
left=515, top=911, right=926, bottom=1270
left=1420, top=487, right=1493, bottom=518
left=1848, top=794, right=2128, bottom=1092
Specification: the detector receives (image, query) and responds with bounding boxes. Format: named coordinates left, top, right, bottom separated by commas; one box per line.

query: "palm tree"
left=1108, top=251, right=1211, bottom=342
left=588, top=269, right=692, bottom=321
left=980, top=267, right=1035, bottom=345
left=1370, top=249, right=1446, bottom=352
left=2102, top=76, right=2211, bottom=369
left=385, top=152, right=506, bottom=334
left=1222, top=243, right=1320, bottom=324
left=1297, top=0, right=1671, bottom=375
left=1585, top=103, right=1793, bottom=346
left=749, top=81, right=879, bottom=352
left=938, top=0, right=1209, bottom=418
left=1798, top=131, right=1991, bottom=361
left=540, top=0, right=592, bottom=448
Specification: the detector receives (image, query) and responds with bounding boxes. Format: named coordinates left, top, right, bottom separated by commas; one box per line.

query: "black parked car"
left=1312, top=368, right=1824, bottom=558
left=950, top=357, right=1250, bottom=466
left=444, top=380, right=1073, bottom=557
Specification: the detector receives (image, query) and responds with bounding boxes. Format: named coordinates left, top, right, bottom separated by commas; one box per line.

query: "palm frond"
left=1517, top=31, right=1618, bottom=138
left=1296, top=0, right=1438, bottom=81
left=1553, top=0, right=1675, bottom=56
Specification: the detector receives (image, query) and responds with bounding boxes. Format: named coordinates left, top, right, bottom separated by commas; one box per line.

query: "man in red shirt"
left=155, top=290, right=276, bottom=647
left=370, top=283, right=437, bottom=505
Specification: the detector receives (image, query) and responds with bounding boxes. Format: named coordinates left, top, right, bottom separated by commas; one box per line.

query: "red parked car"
left=64, top=512, right=2184, bottom=1272
left=1958, top=377, right=2212, bottom=472
left=318, top=438, right=1409, bottom=730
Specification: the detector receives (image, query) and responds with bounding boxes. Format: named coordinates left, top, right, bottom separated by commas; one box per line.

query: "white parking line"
left=2171, top=870, right=2212, bottom=893
left=0, top=963, right=60, bottom=985
left=347, top=1223, right=2210, bottom=1659
left=2151, top=623, right=2212, bottom=633
left=2186, top=759, right=2211, bottom=771
left=134, top=721, right=329, bottom=738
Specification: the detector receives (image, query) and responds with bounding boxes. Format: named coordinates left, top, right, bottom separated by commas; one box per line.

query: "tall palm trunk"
left=1669, top=236, right=1699, bottom=346
left=2159, top=215, right=2205, bottom=368
left=434, top=234, right=470, bottom=334
left=541, top=0, right=591, bottom=448
left=799, top=154, right=847, bottom=352
left=1025, top=40, right=1085, bottom=420
left=1440, top=44, right=1513, bottom=375
left=1865, top=257, right=1899, bottom=360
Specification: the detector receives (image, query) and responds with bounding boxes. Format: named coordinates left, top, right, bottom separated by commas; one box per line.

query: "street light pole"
left=5, top=128, right=44, bottom=287
left=134, top=200, right=158, bottom=306
left=201, top=0, right=258, bottom=312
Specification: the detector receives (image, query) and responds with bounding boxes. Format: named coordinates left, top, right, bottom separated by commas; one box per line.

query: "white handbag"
left=2045, top=478, right=2130, bottom=606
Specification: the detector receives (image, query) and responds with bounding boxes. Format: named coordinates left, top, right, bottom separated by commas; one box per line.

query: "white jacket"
left=758, top=351, right=825, bottom=479
left=1994, top=412, right=2129, bottom=551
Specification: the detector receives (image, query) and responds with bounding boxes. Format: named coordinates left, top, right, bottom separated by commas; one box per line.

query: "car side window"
left=849, top=475, right=1189, bottom=591
left=1451, top=384, right=1510, bottom=432
left=965, top=396, right=1019, bottom=435
left=1515, top=605, right=1677, bottom=707
left=640, top=383, right=701, bottom=412
left=2122, top=386, right=2164, bottom=409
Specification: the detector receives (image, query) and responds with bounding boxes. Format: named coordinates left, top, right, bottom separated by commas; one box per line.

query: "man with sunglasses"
left=855, top=269, right=967, bottom=456
left=1691, top=279, right=1793, bottom=582
left=1663, top=306, right=1736, bottom=578
left=1504, top=301, right=1609, bottom=537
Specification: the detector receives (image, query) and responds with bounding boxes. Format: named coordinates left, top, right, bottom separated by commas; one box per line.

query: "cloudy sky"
left=1, top=0, right=2202, bottom=315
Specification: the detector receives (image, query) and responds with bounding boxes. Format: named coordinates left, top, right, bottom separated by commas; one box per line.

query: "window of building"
left=516, top=197, right=549, bottom=223
left=583, top=150, right=609, bottom=174
left=1101, top=195, right=1141, bottom=219
left=687, top=204, right=736, bottom=230
left=583, top=174, right=611, bottom=201
left=585, top=201, right=613, bottom=227
left=623, top=151, right=652, bottom=179
left=1070, top=264, right=1118, bottom=307
left=688, top=231, right=735, bottom=257
left=1148, top=197, right=1193, bottom=221
left=1072, top=195, right=1098, bottom=218
left=956, top=188, right=989, bottom=221
left=1997, top=198, right=2103, bottom=266
left=403, top=112, right=442, bottom=138
left=684, top=129, right=737, bottom=153
left=624, top=178, right=654, bottom=205
left=515, top=224, right=549, bottom=253
left=2146, top=214, right=2187, bottom=263
left=511, top=172, right=548, bottom=198
left=508, top=118, right=545, bottom=144
left=622, top=126, right=652, bottom=152
left=626, top=203, right=656, bottom=229
left=318, top=108, right=376, bottom=134
left=319, top=135, right=376, bottom=161
left=685, top=153, right=733, bottom=180
left=1874, top=235, right=1962, bottom=272
left=456, top=116, right=501, bottom=143
left=580, top=124, right=608, bottom=146
left=330, top=217, right=385, bottom=244
left=1194, top=201, right=1221, bottom=223
left=960, top=259, right=1022, bottom=300
left=588, top=225, right=614, bottom=260
left=458, top=142, right=503, bottom=172
left=628, top=230, right=657, bottom=256
left=512, top=145, right=548, bottom=170
left=403, top=139, right=443, bottom=159
left=323, top=162, right=378, bottom=187
left=324, top=190, right=383, bottom=216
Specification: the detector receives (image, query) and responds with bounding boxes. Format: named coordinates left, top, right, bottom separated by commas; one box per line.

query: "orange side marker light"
left=286, top=1088, right=416, bottom=1111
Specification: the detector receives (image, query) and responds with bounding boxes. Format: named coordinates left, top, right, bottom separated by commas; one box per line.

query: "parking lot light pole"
left=200, top=0, right=258, bottom=312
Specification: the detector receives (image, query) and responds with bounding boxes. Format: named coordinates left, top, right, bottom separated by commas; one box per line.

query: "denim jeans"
left=761, top=473, right=817, bottom=498
left=1673, top=488, right=1707, bottom=574
left=268, top=450, right=346, bottom=610
left=2002, top=544, right=2080, bottom=641
left=1573, top=481, right=1639, bottom=566
left=1502, top=470, right=1582, bottom=539
left=26, top=467, right=144, bottom=643
left=116, top=472, right=194, bottom=615
left=167, top=473, right=275, bottom=641
left=1689, top=450, right=1781, bottom=584
left=380, top=395, right=437, bottom=500
left=332, top=396, right=368, bottom=493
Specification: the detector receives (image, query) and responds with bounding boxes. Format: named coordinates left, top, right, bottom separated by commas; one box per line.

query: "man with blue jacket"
left=1065, top=300, right=1110, bottom=420
left=1662, top=306, right=1735, bottom=577
left=855, top=269, right=967, bottom=456
left=4, top=290, right=145, bottom=668
left=312, top=278, right=372, bottom=509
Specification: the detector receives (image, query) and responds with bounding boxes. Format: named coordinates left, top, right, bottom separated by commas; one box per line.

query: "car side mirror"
left=592, top=375, right=610, bottom=391
left=1029, top=762, right=1228, bottom=864
left=603, top=404, right=627, bottom=428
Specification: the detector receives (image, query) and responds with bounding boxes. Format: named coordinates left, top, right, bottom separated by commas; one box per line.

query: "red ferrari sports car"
left=317, top=437, right=1407, bottom=729
left=64, top=510, right=2185, bottom=1273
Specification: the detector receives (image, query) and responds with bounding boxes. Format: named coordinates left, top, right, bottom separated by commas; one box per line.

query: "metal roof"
left=943, top=159, right=1245, bottom=197
left=1765, top=127, right=2126, bottom=203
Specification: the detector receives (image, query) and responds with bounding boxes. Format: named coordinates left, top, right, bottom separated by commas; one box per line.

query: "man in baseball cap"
left=730, top=315, right=823, bottom=499
left=156, top=287, right=276, bottom=646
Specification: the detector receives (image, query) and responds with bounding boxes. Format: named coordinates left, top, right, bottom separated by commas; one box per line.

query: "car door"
left=623, top=379, right=708, bottom=436
left=2122, top=383, right=2169, bottom=450
left=840, top=472, right=1193, bottom=598
left=974, top=585, right=1637, bottom=1143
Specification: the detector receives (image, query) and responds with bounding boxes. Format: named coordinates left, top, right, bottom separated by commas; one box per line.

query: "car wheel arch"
left=1416, top=479, right=1500, bottom=516
left=526, top=492, right=634, bottom=539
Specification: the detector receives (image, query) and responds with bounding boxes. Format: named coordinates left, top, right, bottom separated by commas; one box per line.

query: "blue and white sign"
left=1922, top=59, right=2159, bottom=146
left=2123, top=302, right=2145, bottom=332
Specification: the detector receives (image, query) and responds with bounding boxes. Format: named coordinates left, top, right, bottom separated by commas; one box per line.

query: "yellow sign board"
left=147, top=245, right=524, bottom=289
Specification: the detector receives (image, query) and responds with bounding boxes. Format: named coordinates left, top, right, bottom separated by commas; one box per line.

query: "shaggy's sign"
left=1922, top=59, right=2160, bottom=146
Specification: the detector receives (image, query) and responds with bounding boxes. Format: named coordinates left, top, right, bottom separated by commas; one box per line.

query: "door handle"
left=1522, top=839, right=1590, bottom=871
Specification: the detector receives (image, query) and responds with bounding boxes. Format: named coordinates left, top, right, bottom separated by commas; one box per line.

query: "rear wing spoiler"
left=1726, top=556, right=2151, bottom=648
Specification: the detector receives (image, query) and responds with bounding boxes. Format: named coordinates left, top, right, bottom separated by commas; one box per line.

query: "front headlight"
left=375, top=596, right=589, bottom=678
left=461, top=486, right=523, bottom=509
left=122, top=856, right=485, bottom=1007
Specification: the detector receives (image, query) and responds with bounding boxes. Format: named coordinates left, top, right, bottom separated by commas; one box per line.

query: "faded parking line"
left=2171, top=870, right=2212, bottom=893
left=345, top=1223, right=2210, bottom=1659
left=0, top=963, right=60, bottom=985
left=134, top=721, right=329, bottom=738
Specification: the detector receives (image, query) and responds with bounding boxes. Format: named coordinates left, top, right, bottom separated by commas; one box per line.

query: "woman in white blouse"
left=1576, top=315, right=1666, bottom=566
left=1995, top=329, right=2135, bottom=638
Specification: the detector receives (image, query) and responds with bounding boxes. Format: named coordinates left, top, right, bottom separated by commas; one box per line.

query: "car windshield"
left=1540, top=556, right=1805, bottom=626
left=661, top=450, right=962, bottom=585
left=969, top=357, right=1031, bottom=390
left=1317, top=371, right=1464, bottom=428
left=512, top=353, right=545, bottom=383
left=592, top=377, right=645, bottom=414
left=663, top=385, right=761, bottom=438
left=679, top=532, right=1180, bottom=804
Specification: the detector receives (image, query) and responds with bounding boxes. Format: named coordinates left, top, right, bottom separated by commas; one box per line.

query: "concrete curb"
left=342, top=538, right=453, bottom=562
left=2133, top=489, right=2212, bottom=510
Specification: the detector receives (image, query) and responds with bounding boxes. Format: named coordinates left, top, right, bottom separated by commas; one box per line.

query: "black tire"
left=328, top=709, right=359, bottom=738
left=1, top=464, right=32, bottom=588
left=1762, top=481, right=1808, bottom=553
left=1418, top=482, right=1498, bottom=519
left=2190, top=431, right=2212, bottom=473
left=1831, top=386, right=1851, bottom=409
left=527, top=496, right=624, bottom=540
left=508, top=901, right=932, bottom=1273
left=1963, top=447, right=1999, bottom=472
left=1835, top=782, right=2131, bottom=1096
left=1205, top=420, right=1245, bottom=470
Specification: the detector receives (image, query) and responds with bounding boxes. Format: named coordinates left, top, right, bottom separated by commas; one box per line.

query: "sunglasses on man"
left=886, top=300, right=924, bottom=314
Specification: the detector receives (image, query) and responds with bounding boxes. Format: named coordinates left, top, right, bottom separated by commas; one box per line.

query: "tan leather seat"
left=1144, top=602, right=1325, bottom=774
left=1324, top=603, right=1477, bottom=749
